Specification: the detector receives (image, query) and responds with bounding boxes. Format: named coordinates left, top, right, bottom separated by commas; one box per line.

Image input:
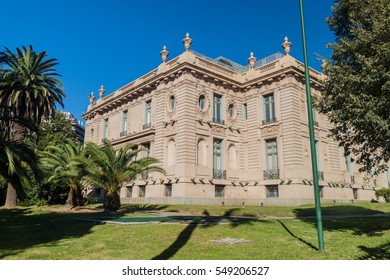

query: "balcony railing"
left=142, top=172, right=149, bottom=180
left=262, top=118, right=277, bottom=125
left=143, top=123, right=151, bottom=129
left=101, top=137, right=108, bottom=143
left=350, top=175, right=355, bottom=184
left=212, top=118, right=225, bottom=125
left=213, top=169, right=226, bottom=180
left=263, top=169, right=279, bottom=180
left=120, top=131, right=128, bottom=137
left=318, top=171, right=324, bottom=181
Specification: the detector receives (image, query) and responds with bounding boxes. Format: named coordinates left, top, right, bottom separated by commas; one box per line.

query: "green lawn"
left=0, top=203, right=389, bottom=260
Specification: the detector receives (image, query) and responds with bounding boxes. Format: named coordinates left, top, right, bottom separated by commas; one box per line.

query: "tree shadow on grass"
left=358, top=241, right=390, bottom=260
left=0, top=206, right=131, bottom=259
left=293, top=205, right=390, bottom=258
left=152, top=208, right=268, bottom=260
left=293, top=205, right=390, bottom=236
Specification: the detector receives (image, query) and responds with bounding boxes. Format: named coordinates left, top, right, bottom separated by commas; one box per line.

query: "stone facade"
left=82, top=35, right=388, bottom=206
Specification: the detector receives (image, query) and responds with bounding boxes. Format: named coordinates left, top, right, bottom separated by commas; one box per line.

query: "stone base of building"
left=119, top=181, right=379, bottom=206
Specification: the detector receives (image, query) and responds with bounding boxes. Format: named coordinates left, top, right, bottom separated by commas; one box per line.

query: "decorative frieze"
left=260, top=124, right=280, bottom=137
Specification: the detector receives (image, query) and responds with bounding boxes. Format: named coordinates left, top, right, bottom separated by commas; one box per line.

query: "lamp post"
left=298, top=0, right=325, bottom=252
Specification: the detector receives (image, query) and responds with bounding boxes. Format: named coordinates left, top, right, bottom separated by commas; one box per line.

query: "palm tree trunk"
left=4, top=122, right=25, bottom=206
left=104, top=192, right=121, bottom=212
left=4, top=182, right=17, bottom=207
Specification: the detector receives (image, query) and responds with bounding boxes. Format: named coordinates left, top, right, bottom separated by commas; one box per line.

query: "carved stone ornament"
left=211, top=125, right=226, bottom=136
left=166, top=91, right=176, bottom=118
left=260, top=124, right=279, bottom=137
left=89, top=92, right=95, bottom=104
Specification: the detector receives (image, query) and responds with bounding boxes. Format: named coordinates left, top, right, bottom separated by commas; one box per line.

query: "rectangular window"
left=264, top=139, right=279, bottom=179
left=215, top=185, right=225, bottom=197
left=121, top=110, right=128, bottom=136
left=263, top=93, right=276, bottom=124
left=102, top=118, right=108, bottom=142
left=266, top=185, right=278, bottom=198
left=243, top=103, right=248, bottom=120
left=144, top=100, right=152, bottom=129
left=139, top=186, right=146, bottom=197
left=126, top=187, right=133, bottom=198
left=353, top=188, right=358, bottom=200
left=315, top=141, right=323, bottom=179
left=312, top=107, right=318, bottom=126
left=165, top=184, right=172, bottom=197
left=213, top=93, right=224, bottom=124
left=213, top=139, right=225, bottom=179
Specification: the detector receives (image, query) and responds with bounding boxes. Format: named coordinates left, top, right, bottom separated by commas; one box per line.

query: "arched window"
left=228, top=145, right=237, bottom=170
left=167, top=139, right=176, bottom=167
left=197, top=139, right=207, bottom=166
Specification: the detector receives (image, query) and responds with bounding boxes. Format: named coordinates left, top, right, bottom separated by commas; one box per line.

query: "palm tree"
left=0, top=137, right=38, bottom=206
left=0, top=45, right=65, bottom=206
left=40, top=140, right=88, bottom=208
left=85, top=140, right=165, bottom=212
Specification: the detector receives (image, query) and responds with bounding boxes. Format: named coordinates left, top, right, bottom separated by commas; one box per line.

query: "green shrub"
left=375, top=188, right=390, bottom=203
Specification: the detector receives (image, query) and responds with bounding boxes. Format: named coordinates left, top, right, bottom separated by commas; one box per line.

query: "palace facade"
left=82, top=34, right=388, bottom=206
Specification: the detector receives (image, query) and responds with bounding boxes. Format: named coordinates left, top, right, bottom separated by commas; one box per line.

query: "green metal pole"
left=298, top=0, right=324, bottom=252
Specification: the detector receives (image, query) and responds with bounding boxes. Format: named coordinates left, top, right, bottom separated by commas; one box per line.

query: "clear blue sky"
left=1, top=0, right=335, bottom=122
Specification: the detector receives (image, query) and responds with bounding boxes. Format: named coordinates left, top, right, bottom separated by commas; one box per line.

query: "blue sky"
left=1, top=0, right=335, bottom=122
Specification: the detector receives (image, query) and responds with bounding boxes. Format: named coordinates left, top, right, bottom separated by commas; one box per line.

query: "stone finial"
left=248, top=51, right=257, bottom=69
left=89, top=91, right=95, bottom=104
left=160, top=45, right=170, bottom=63
left=98, top=85, right=105, bottom=98
left=182, top=33, right=193, bottom=52
left=281, top=36, right=292, bottom=55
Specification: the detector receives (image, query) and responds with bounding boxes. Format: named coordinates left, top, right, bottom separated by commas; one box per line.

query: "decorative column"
left=248, top=52, right=257, bottom=69
left=160, top=45, right=170, bottom=63
left=98, top=85, right=105, bottom=99
left=281, top=36, right=292, bottom=55
left=182, top=33, right=193, bottom=52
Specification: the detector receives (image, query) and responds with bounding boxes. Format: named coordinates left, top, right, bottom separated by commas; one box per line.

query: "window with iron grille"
left=127, top=187, right=133, bottom=198
left=139, top=186, right=146, bottom=197
left=353, top=188, right=358, bottom=200
left=215, top=185, right=225, bottom=197
left=165, top=184, right=172, bottom=197
left=266, top=185, right=279, bottom=198
left=264, top=139, right=279, bottom=179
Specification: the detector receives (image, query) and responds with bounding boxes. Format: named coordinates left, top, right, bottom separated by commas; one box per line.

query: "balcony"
left=101, top=137, right=108, bottom=143
left=213, top=169, right=226, bottom=180
left=212, top=118, right=225, bottom=125
left=318, top=171, right=324, bottom=181
left=120, top=131, right=128, bottom=137
left=263, top=169, right=279, bottom=180
left=262, top=118, right=277, bottom=125
left=143, top=123, right=151, bottom=130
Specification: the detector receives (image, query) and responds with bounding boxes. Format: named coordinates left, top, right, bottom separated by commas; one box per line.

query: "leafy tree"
left=375, top=188, right=390, bottom=203
left=85, top=140, right=165, bottom=212
left=0, top=45, right=65, bottom=206
left=319, top=0, right=390, bottom=174
left=40, top=140, right=87, bottom=208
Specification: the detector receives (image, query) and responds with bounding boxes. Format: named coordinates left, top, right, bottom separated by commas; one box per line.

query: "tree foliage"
left=319, top=0, right=390, bottom=174
left=40, top=139, right=87, bottom=208
left=85, top=140, right=165, bottom=212
left=0, top=45, right=65, bottom=206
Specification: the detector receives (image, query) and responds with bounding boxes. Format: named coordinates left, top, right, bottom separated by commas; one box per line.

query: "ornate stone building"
left=83, top=34, right=388, bottom=205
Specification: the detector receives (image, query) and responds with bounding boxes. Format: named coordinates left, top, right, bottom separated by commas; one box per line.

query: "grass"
left=0, top=203, right=389, bottom=260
